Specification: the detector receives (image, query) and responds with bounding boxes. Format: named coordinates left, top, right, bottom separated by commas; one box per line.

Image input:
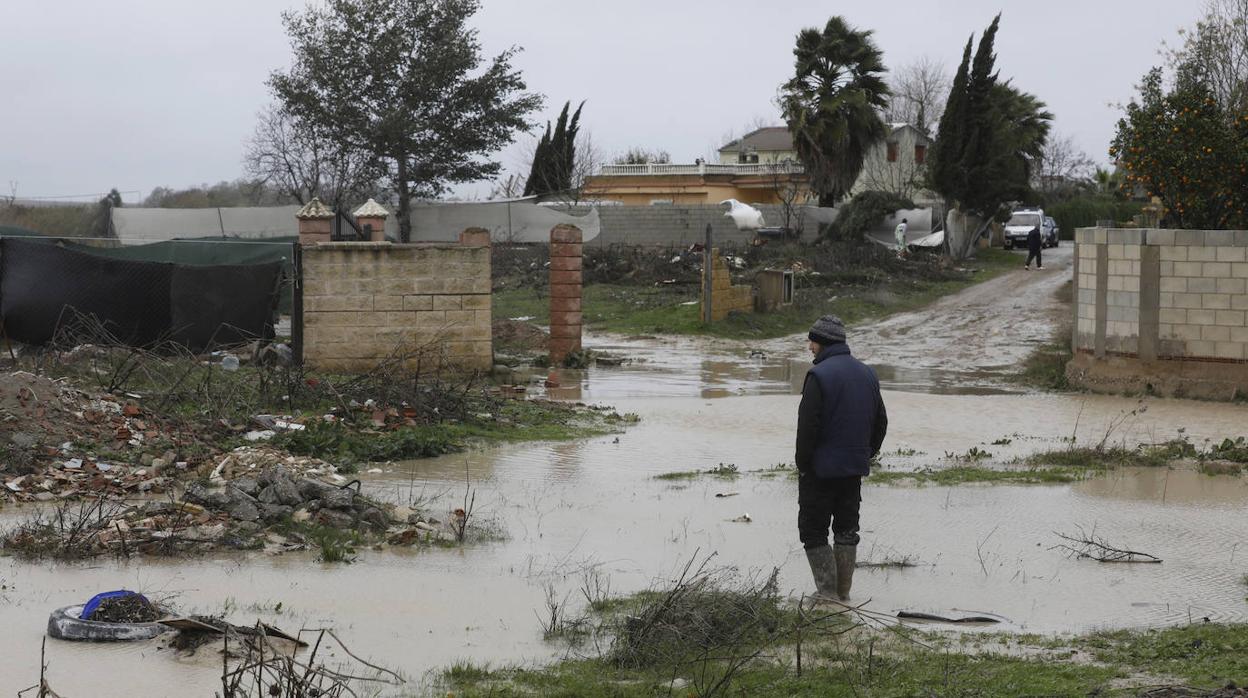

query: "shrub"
left=1046, top=196, right=1145, bottom=240
left=822, top=190, right=914, bottom=242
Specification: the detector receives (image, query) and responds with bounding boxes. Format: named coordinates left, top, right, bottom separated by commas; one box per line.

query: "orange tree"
left=1110, top=68, right=1248, bottom=229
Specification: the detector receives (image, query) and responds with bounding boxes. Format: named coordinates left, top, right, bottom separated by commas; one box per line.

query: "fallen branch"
left=1052, top=526, right=1162, bottom=563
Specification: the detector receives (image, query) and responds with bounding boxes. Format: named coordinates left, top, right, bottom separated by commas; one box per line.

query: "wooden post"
left=701, top=223, right=713, bottom=324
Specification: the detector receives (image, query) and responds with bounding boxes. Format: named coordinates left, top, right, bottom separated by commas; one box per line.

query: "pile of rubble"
left=4, top=452, right=180, bottom=503
left=2, top=451, right=462, bottom=558
left=1, top=371, right=211, bottom=501
left=183, top=463, right=391, bottom=532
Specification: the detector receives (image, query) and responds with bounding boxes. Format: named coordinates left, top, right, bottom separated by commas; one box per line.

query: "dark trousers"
left=797, top=475, right=861, bottom=549
left=1026, top=248, right=1042, bottom=267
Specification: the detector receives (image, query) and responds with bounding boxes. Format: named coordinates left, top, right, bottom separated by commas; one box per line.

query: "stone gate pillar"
left=353, top=198, right=389, bottom=242
left=296, top=198, right=334, bottom=245
left=549, top=224, right=583, bottom=364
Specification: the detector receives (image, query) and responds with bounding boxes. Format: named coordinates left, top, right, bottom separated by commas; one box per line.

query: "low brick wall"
left=301, top=242, right=491, bottom=371
left=1069, top=227, right=1248, bottom=399
left=702, top=249, right=753, bottom=321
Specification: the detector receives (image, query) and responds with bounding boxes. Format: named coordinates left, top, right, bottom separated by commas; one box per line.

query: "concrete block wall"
left=702, top=249, right=753, bottom=321
left=1070, top=227, right=1248, bottom=399
left=301, top=242, right=491, bottom=371
left=575, top=205, right=793, bottom=247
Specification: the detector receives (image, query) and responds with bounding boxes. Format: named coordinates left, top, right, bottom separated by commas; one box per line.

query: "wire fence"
left=0, top=235, right=296, bottom=358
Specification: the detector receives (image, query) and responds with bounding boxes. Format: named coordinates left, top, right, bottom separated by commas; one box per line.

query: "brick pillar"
left=353, top=198, right=389, bottom=242
left=459, top=226, right=492, bottom=247
left=296, top=198, right=334, bottom=246
left=549, top=224, right=583, bottom=364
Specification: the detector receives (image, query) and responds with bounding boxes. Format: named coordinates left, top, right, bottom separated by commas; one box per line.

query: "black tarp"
left=0, top=238, right=282, bottom=351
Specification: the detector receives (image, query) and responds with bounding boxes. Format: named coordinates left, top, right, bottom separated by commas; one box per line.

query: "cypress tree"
left=523, top=100, right=584, bottom=197
left=928, top=37, right=972, bottom=203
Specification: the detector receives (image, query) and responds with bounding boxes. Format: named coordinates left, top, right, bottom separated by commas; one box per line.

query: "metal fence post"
left=291, top=242, right=304, bottom=366
left=702, top=223, right=713, bottom=324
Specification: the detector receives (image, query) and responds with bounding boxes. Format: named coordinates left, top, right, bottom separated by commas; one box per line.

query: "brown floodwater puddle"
left=540, top=330, right=1027, bottom=401
left=3, top=389, right=1246, bottom=696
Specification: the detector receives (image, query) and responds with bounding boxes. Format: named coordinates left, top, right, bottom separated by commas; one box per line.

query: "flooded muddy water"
left=4, top=390, right=1247, bottom=696
left=4, top=253, right=1247, bottom=696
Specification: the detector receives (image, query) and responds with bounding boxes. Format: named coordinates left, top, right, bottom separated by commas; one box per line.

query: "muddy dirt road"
left=574, top=246, right=1075, bottom=399
left=849, top=246, right=1073, bottom=375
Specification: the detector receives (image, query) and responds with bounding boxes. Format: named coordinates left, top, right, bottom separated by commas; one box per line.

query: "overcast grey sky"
left=0, top=0, right=1205, bottom=204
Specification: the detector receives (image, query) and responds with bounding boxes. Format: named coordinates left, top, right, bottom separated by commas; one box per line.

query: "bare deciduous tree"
left=1035, top=132, right=1096, bottom=199
left=856, top=141, right=928, bottom=199
left=488, top=172, right=527, bottom=200
left=562, top=130, right=605, bottom=204
left=243, top=104, right=387, bottom=210
left=768, top=167, right=811, bottom=234
left=1167, top=0, right=1248, bottom=113
left=884, top=56, right=949, bottom=134
left=611, top=146, right=672, bottom=165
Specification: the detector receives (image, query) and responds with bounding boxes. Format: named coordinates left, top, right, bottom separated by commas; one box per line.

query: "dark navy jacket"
left=1027, top=228, right=1043, bottom=253
left=795, top=343, right=888, bottom=478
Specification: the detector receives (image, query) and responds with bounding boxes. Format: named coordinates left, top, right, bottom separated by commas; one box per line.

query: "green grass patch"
left=268, top=518, right=364, bottom=563
left=1012, top=336, right=1075, bottom=391
left=1206, top=437, right=1248, bottom=463
left=1083, top=623, right=1248, bottom=688
left=654, top=463, right=740, bottom=481
left=440, top=618, right=1248, bottom=697
left=273, top=401, right=631, bottom=465
left=493, top=248, right=1020, bottom=341
left=1026, top=445, right=1174, bottom=470
left=869, top=465, right=1085, bottom=486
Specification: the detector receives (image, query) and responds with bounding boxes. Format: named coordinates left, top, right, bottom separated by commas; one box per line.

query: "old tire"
left=47, top=605, right=170, bottom=642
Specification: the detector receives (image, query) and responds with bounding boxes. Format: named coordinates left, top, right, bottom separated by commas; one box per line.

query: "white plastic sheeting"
left=111, top=200, right=600, bottom=245
left=112, top=206, right=302, bottom=244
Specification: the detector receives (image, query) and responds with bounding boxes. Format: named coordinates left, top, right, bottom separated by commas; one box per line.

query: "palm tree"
left=779, top=17, right=890, bottom=207
left=1093, top=167, right=1111, bottom=195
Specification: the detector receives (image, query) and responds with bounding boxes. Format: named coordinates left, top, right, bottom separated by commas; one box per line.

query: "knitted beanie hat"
left=808, top=315, right=846, bottom=345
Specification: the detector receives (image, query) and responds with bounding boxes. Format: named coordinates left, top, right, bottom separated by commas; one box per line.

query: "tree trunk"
left=396, top=154, right=411, bottom=243
left=946, top=207, right=994, bottom=261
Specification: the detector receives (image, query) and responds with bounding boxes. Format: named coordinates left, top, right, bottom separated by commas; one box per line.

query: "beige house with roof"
left=584, top=125, right=933, bottom=206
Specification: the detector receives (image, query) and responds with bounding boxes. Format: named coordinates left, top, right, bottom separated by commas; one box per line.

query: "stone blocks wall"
left=702, top=248, right=753, bottom=321
left=1070, top=227, right=1248, bottom=399
left=549, top=225, right=583, bottom=363
left=301, top=242, right=491, bottom=372
left=574, top=205, right=790, bottom=247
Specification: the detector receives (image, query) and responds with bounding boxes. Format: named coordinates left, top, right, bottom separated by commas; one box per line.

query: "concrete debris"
left=1, top=371, right=208, bottom=503
left=3, top=462, right=460, bottom=559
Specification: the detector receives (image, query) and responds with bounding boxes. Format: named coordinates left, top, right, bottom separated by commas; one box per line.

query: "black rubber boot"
left=833, top=544, right=856, bottom=601
left=804, top=545, right=838, bottom=600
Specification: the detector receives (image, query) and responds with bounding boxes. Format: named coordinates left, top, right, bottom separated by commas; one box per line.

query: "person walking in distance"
left=1024, top=224, right=1043, bottom=270
left=796, top=315, right=888, bottom=602
left=894, top=218, right=908, bottom=255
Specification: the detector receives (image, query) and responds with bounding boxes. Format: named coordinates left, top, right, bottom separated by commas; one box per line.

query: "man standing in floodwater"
left=796, top=315, right=888, bottom=602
